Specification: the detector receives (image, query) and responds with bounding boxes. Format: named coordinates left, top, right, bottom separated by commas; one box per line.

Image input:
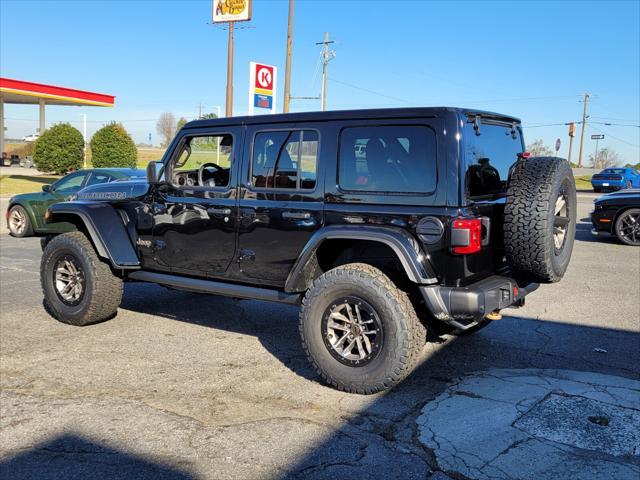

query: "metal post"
left=216, top=106, right=221, bottom=164
left=593, top=137, right=599, bottom=169
left=0, top=95, right=4, bottom=157
left=283, top=0, right=294, bottom=113
left=225, top=22, right=234, bottom=117
left=39, top=98, right=46, bottom=135
left=577, top=93, right=589, bottom=168
left=82, top=114, right=87, bottom=168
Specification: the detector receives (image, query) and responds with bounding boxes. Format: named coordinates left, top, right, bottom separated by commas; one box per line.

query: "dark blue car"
left=591, top=167, right=640, bottom=192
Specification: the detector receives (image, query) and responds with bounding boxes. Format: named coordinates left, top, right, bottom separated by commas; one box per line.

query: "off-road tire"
left=41, top=231, right=123, bottom=326
left=504, top=156, right=577, bottom=283
left=593, top=188, right=602, bottom=193
left=299, top=263, right=426, bottom=394
left=8, top=205, right=33, bottom=237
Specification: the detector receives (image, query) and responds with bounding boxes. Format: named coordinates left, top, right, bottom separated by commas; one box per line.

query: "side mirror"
left=42, top=185, right=52, bottom=193
left=146, top=161, right=162, bottom=185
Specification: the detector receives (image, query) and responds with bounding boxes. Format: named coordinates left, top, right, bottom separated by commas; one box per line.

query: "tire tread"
left=41, top=231, right=123, bottom=325
left=299, top=263, right=425, bottom=394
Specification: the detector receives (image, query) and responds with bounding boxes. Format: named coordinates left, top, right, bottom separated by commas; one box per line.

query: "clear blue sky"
left=1, top=0, right=638, bottom=162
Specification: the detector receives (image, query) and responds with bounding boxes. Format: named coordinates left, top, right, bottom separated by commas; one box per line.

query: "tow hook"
left=486, top=310, right=502, bottom=321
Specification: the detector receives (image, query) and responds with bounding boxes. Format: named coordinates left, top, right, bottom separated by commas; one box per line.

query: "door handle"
left=208, top=207, right=232, bottom=215
left=282, top=211, right=311, bottom=220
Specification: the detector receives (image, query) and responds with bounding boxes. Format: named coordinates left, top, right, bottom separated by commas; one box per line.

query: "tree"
left=156, top=112, right=177, bottom=147
left=200, top=112, right=218, bottom=120
left=176, top=117, right=188, bottom=131
left=90, top=123, right=137, bottom=168
left=33, top=123, right=84, bottom=174
left=589, top=147, right=620, bottom=169
left=624, top=162, right=640, bottom=170
left=526, top=139, right=554, bottom=157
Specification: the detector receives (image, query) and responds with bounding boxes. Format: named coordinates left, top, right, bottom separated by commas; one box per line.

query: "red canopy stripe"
left=0, top=77, right=115, bottom=107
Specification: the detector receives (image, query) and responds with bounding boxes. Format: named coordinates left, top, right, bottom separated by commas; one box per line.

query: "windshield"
left=603, top=169, right=625, bottom=174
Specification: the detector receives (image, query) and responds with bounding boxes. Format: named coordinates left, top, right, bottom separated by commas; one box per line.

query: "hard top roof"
left=183, top=107, right=521, bottom=130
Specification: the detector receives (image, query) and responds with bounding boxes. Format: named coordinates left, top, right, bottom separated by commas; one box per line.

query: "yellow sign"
left=213, top=0, right=252, bottom=23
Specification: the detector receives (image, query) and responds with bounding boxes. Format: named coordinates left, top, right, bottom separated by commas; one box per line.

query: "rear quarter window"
left=464, top=121, right=523, bottom=198
left=338, top=125, right=437, bottom=194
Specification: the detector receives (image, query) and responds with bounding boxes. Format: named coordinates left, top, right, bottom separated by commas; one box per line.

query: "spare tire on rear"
left=504, top=156, right=576, bottom=283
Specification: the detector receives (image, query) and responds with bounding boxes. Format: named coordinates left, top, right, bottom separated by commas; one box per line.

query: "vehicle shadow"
left=0, top=433, right=194, bottom=480
left=117, top=282, right=640, bottom=478
left=575, top=219, right=619, bottom=244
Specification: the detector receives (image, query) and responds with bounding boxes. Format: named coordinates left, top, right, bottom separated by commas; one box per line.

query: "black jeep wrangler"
left=40, top=108, right=576, bottom=394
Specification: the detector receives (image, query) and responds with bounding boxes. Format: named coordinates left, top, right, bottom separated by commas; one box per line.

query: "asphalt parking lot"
left=0, top=192, right=638, bottom=480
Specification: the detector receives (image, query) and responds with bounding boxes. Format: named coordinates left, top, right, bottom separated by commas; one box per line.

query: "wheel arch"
left=284, top=225, right=438, bottom=293
left=613, top=205, right=638, bottom=225
left=612, top=206, right=640, bottom=238
left=46, top=202, right=140, bottom=269
left=7, top=201, right=38, bottom=230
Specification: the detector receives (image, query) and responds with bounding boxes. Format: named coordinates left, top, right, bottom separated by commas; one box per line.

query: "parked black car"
left=591, top=189, right=640, bottom=246
left=38, top=107, right=576, bottom=394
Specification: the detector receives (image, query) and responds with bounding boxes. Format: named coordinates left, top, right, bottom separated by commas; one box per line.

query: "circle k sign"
left=255, top=64, right=274, bottom=90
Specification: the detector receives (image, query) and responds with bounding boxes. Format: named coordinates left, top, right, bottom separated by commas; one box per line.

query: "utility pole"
left=577, top=93, right=590, bottom=168
left=316, top=32, right=335, bottom=111
left=198, top=102, right=203, bottom=119
left=283, top=0, right=294, bottom=113
left=567, top=122, right=576, bottom=165
left=225, top=22, right=234, bottom=117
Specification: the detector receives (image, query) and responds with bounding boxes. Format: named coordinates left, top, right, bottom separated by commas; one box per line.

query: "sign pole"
left=283, top=0, right=294, bottom=113
left=589, top=134, right=604, bottom=168
left=225, top=22, right=234, bottom=117
left=82, top=114, right=87, bottom=168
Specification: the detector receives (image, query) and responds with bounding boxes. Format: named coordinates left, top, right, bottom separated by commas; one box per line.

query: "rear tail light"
left=451, top=217, right=487, bottom=255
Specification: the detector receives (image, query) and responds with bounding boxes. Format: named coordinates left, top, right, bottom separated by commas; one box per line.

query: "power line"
left=588, top=125, right=640, bottom=148
left=591, top=122, right=640, bottom=128
left=524, top=121, right=640, bottom=128
left=590, top=116, right=640, bottom=122
left=328, top=77, right=412, bottom=104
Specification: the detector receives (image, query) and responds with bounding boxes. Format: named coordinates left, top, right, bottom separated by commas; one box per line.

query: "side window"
left=338, top=125, right=437, bottom=193
left=464, top=121, right=523, bottom=198
left=172, top=134, right=233, bottom=188
left=85, top=173, right=113, bottom=186
left=54, top=173, right=87, bottom=192
left=252, top=130, right=318, bottom=190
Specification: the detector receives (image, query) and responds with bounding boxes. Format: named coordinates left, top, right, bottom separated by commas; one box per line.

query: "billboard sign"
left=248, top=62, right=277, bottom=115
left=212, top=0, right=252, bottom=23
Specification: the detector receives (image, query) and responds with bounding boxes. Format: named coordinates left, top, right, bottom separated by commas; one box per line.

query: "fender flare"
left=47, top=201, right=140, bottom=269
left=284, top=225, right=439, bottom=293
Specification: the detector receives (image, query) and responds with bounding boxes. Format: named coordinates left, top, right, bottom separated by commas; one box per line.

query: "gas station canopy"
left=0, top=77, right=115, bottom=107
left=0, top=77, right=115, bottom=154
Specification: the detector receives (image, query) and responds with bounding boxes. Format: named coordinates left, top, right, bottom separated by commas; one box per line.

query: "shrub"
left=33, top=123, right=84, bottom=174
left=90, top=123, right=137, bottom=168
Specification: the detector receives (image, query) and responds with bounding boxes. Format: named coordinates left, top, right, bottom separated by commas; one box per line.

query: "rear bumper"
left=591, top=180, right=624, bottom=189
left=420, top=275, right=539, bottom=323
